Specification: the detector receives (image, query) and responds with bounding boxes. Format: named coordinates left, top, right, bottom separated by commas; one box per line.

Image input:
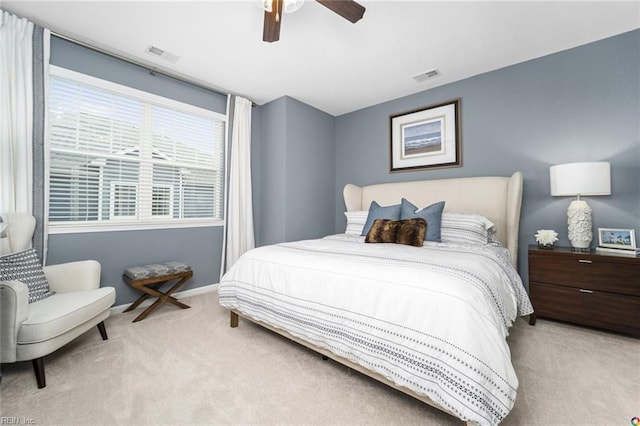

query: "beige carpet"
left=1, top=290, right=638, bottom=425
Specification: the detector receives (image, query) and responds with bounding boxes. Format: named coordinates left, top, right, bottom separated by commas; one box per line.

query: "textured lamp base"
left=567, top=199, right=592, bottom=250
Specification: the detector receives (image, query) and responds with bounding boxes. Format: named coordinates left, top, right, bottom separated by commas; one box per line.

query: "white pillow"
left=0, top=222, right=9, bottom=256
left=344, top=210, right=368, bottom=235
left=440, top=213, right=495, bottom=245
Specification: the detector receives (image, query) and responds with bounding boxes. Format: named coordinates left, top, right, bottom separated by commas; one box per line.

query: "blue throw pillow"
left=400, top=198, right=445, bottom=242
left=361, top=201, right=402, bottom=236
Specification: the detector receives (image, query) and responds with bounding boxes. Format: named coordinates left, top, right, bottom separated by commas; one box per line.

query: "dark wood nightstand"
left=528, top=245, right=640, bottom=337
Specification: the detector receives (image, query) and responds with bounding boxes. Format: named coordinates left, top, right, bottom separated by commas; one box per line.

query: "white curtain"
left=221, top=96, right=255, bottom=276
left=0, top=11, right=34, bottom=214
left=0, top=11, right=49, bottom=260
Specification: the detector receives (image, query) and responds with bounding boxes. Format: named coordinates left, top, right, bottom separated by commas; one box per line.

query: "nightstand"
left=528, top=245, right=640, bottom=337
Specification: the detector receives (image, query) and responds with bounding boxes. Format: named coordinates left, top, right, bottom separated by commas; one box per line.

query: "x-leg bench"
left=122, top=262, right=193, bottom=322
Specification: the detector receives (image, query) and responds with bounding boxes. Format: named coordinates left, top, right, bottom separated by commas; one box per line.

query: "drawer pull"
left=579, top=289, right=594, bottom=294
left=577, top=259, right=593, bottom=264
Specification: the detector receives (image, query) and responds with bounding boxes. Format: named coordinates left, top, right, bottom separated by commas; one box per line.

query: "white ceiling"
left=3, top=1, right=639, bottom=116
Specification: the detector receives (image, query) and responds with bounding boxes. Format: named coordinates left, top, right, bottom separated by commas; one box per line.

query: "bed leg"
left=230, top=311, right=239, bottom=328
left=529, top=312, right=537, bottom=326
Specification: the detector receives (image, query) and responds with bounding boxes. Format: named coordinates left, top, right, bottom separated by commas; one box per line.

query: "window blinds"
left=48, top=69, right=226, bottom=228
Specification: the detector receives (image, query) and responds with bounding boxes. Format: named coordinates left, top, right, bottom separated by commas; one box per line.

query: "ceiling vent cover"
left=145, top=45, right=180, bottom=64
left=413, top=69, right=440, bottom=83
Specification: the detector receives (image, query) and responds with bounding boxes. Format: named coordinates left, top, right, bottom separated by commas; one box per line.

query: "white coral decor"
left=535, top=229, right=559, bottom=246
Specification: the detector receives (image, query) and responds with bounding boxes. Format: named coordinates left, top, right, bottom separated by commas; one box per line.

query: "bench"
left=122, top=261, right=193, bottom=322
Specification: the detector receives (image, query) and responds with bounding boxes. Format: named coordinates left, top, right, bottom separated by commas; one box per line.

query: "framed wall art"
left=389, top=98, right=461, bottom=173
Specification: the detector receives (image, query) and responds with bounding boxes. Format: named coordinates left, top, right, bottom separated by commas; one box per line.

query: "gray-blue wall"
left=256, top=98, right=288, bottom=246
left=334, top=29, right=640, bottom=284
left=48, top=37, right=228, bottom=306
left=51, top=37, right=227, bottom=112
left=47, top=228, right=224, bottom=306
left=255, top=96, right=336, bottom=246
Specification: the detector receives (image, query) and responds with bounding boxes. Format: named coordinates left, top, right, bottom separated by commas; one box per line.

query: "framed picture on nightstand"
left=598, top=228, right=636, bottom=250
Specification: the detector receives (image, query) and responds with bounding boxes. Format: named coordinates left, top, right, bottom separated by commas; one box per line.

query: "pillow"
left=440, top=213, right=495, bottom=245
left=0, top=248, right=55, bottom=303
left=344, top=210, right=368, bottom=235
left=361, top=201, right=402, bottom=236
left=365, top=218, right=427, bottom=247
left=0, top=217, right=9, bottom=256
left=400, top=199, right=445, bottom=242
left=395, top=218, right=427, bottom=247
left=364, top=218, right=399, bottom=244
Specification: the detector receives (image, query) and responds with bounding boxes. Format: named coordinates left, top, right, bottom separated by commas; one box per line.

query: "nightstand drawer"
left=530, top=282, right=640, bottom=335
left=529, top=253, right=640, bottom=296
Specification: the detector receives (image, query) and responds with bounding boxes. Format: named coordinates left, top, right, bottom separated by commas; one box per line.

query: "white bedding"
left=218, top=234, right=533, bottom=425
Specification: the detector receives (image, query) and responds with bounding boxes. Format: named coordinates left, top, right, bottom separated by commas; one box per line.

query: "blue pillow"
left=361, top=201, right=402, bottom=236
left=400, top=198, right=445, bottom=242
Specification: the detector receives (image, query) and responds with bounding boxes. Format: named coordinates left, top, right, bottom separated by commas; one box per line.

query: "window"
left=110, top=182, right=138, bottom=219
left=152, top=185, right=173, bottom=218
left=48, top=66, right=226, bottom=232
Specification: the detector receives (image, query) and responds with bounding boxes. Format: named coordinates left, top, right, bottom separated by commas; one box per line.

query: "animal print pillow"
left=395, top=218, right=427, bottom=247
left=365, top=218, right=427, bottom=247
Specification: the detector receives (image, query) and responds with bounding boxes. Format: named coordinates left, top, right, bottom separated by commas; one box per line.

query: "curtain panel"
left=220, top=95, right=255, bottom=276
left=0, top=10, right=50, bottom=260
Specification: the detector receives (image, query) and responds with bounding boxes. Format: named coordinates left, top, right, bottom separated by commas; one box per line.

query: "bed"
left=218, top=172, right=534, bottom=425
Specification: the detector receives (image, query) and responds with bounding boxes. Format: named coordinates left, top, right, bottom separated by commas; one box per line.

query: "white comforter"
left=218, top=234, right=533, bottom=425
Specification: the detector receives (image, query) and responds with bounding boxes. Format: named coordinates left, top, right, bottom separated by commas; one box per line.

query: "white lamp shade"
left=550, top=162, right=611, bottom=196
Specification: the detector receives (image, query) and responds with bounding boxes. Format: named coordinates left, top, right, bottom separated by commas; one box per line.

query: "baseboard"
left=110, top=283, right=219, bottom=314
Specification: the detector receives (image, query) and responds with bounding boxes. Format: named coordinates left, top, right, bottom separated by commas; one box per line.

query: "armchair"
left=0, top=213, right=115, bottom=388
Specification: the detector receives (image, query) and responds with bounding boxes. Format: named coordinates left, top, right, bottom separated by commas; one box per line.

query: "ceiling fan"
left=262, top=0, right=366, bottom=43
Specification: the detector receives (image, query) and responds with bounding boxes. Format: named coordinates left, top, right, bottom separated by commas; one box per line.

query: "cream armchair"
left=0, top=213, right=115, bottom=388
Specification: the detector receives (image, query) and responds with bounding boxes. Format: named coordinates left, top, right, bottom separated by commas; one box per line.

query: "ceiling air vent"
left=145, top=45, right=180, bottom=64
left=413, top=69, right=440, bottom=83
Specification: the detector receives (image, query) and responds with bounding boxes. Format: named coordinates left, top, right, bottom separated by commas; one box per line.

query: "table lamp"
left=550, top=162, right=611, bottom=251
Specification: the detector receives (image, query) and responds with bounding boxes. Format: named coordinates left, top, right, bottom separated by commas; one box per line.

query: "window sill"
left=48, top=219, right=224, bottom=234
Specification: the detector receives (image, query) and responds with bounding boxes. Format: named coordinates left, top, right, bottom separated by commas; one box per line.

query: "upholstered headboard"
left=343, top=172, right=524, bottom=266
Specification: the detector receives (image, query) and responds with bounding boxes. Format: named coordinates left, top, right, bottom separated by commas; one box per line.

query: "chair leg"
left=97, top=321, right=108, bottom=340
left=32, top=357, right=46, bottom=389
left=29, top=323, right=108, bottom=389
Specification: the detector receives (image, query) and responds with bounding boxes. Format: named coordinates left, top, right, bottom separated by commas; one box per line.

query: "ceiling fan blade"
left=316, top=0, right=365, bottom=23
left=263, top=0, right=284, bottom=42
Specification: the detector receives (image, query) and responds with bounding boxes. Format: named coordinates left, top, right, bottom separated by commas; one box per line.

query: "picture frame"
left=598, top=228, right=637, bottom=250
left=389, top=98, right=461, bottom=173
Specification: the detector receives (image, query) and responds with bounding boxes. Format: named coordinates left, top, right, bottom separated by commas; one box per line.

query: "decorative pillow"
left=361, top=201, right=402, bottom=236
left=0, top=217, right=9, bottom=256
left=0, top=248, right=55, bottom=303
left=395, top=218, right=427, bottom=247
left=364, top=219, right=399, bottom=244
left=365, top=218, right=427, bottom=247
left=344, top=210, right=368, bottom=235
left=400, top=199, right=445, bottom=242
left=440, top=213, right=495, bottom=245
